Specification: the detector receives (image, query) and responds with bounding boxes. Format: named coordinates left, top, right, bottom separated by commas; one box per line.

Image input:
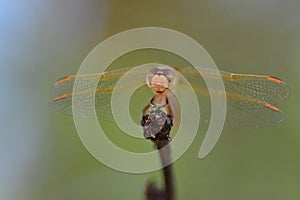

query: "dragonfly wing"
left=50, top=65, right=289, bottom=128
left=223, top=72, right=289, bottom=107
left=224, top=102, right=284, bottom=128
left=222, top=72, right=289, bottom=128
left=176, top=67, right=289, bottom=128
left=49, top=67, right=133, bottom=120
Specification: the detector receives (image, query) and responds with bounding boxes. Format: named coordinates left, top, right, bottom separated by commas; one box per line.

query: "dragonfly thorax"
left=142, top=104, right=173, bottom=140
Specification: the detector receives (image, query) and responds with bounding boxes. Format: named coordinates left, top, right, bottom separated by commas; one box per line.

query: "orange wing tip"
left=265, top=103, right=280, bottom=112
left=268, top=76, right=282, bottom=83
left=57, top=76, right=71, bottom=84
left=53, top=94, right=68, bottom=101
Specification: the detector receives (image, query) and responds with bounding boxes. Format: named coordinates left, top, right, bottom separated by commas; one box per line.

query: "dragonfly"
left=49, top=64, right=289, bottom=129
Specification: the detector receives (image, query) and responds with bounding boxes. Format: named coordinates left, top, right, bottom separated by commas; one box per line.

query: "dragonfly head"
left=147, top=66, right=177, bottom=93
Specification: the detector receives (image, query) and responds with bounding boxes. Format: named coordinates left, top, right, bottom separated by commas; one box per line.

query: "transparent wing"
left=49, top=66, right=289, bottom=129
left=176, top=67, right=289, bottom=128
left=49, top=67, right=139, bottom=120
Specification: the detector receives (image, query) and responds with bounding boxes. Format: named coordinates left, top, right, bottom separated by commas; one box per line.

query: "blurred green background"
left=1, top=0, right=300, bottom=199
